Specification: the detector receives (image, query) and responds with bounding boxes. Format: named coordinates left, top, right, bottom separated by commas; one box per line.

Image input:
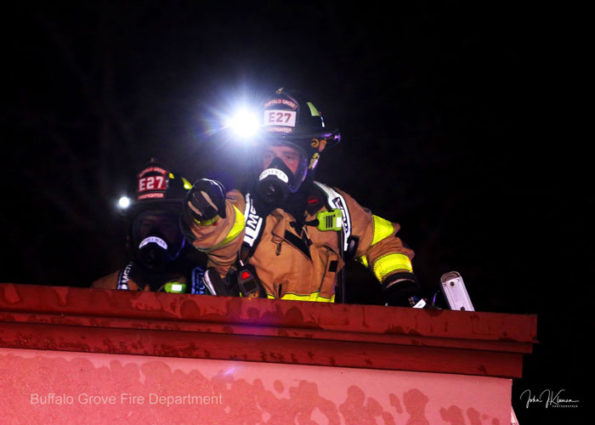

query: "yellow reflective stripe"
left=372, top=253, right=413, bottom=281
left=182, top=177, right=192, bottom=190
left=281, top=292, right=334, bottom=302
left=358, top=255, right=369, bottom=268
left=371, top=215, right=394, bottom=246
left=306, top=101, right=321, bottom=117
left=215, top=205, right=245, bottom=247
left=168, top=173, right=192, bottom=190
left=267, top=292, right=335, bottom=303
left=193, top=215, right=220, bottom=226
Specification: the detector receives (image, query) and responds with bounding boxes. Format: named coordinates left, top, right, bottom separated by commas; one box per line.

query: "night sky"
left=3, top=2, right=587, bottom=422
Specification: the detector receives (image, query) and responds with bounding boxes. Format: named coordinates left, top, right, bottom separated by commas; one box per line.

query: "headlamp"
left=225, top=108, right=260, bottom=140
left=117, top=195, right=131, bottom=210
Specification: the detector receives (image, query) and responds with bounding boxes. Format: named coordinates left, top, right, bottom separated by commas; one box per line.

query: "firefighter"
left=91, top=158, right=209, bottom=294
left=181, top=88, right=421, bottom=306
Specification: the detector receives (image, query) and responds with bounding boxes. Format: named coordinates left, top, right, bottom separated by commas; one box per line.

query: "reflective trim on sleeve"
left=372, top=253, right=413, bottom=281
left=371, top=215, right=395, bottom=246
left=358, top=255, right=369, bottom=268
left=193, top=215, right=220, bottom=226
left=214, top=205, right=245, bottom=247
left=267, top=292, right=335, bottom=303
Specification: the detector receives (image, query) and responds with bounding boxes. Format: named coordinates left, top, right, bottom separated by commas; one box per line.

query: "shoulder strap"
left=116, top=262, right=135, bottom=290
left=190, top=265, right=207, bottom=294
left=313, top=182, right=352, bottom=253
left=240, top=192, right=265, bottom=264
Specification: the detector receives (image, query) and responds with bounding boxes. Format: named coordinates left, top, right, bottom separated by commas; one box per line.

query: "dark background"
left=2, top=1, right=588, bottom=423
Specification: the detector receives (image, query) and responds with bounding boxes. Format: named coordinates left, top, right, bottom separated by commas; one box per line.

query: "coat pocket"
left=313, top=245, right=344, bottom=300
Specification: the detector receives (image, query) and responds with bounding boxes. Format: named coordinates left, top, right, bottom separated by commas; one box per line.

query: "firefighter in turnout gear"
left=182, top=88, right=421, bottom=305
left=91, top=158, right=209, bottom=294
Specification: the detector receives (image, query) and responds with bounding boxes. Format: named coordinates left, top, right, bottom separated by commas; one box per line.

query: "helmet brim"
left=260, top=129, right=341, bottom=151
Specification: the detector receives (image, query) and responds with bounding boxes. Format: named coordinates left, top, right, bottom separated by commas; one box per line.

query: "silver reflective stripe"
left=117, top=262, right=134, bottom=290
left=243, top=193, right=263, bottom=248
left=413, top=298, right=427, bottom=309
left=313, top=182, right=351, bottom=252
left=202, top=269, right=218, bottom=296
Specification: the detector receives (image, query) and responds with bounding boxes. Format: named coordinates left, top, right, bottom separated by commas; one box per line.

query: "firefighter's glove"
left=203, top=268, right=238, bottom=296
left=383, top=272, right=422, bottom=307
left=185, top=178, right=227, bottom=224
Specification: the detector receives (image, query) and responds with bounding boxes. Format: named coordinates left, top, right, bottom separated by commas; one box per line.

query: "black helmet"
left=127, top=158, right=192, bottom=270
left=261, top=87, right=340, bottom=172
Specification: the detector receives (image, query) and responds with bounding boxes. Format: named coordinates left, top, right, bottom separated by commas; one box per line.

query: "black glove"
left=202, top=266, right=266, bottom=298
left=185, top=178, right=227, bottom=222
left=203, top=268, right=238, bottom=296
left=382, top=272, right=422, bottom=307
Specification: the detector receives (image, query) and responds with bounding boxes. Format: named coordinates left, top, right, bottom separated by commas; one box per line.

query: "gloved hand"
left=382, top=272, right=423, bottom=307
left=203, top=268, right=238, bottom=296
left=185, top=178, right=227, bottom=223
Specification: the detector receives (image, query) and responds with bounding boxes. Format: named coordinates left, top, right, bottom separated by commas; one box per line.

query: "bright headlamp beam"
left=225, top=109, right=260, bottom=139
left=117, top=195, right=131, bottom=210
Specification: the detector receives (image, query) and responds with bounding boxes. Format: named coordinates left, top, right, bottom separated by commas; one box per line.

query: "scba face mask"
left=132, top=211, right=186, bottom=270
left=256, top=156, right=307, bottom=206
